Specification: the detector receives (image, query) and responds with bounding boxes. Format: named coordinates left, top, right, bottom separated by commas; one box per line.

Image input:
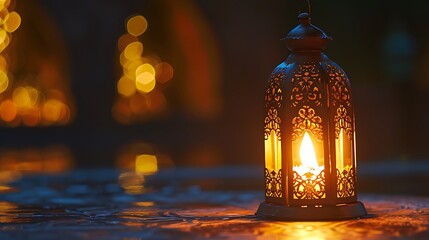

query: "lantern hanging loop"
left=299, top=0, right=311, bottom=16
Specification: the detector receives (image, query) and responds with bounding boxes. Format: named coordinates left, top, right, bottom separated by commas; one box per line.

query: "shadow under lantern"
left=256, top=13, right=367, bottom=220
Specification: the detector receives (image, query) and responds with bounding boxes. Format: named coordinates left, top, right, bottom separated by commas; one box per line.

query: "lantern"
left=256, top=12, right=367, bottom=220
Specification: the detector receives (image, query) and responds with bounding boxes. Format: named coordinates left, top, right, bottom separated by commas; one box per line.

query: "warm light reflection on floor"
left=116, top=142, right=173, bottom=194
left=113, top=14, right=173, bottom=124
left=0, top=201, right=18, bottom=223
left=0, top=146, right=73, bottom=176
left=0, top=146, right=74, bottom=197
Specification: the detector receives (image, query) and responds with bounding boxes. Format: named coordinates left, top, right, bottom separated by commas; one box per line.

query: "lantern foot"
left=256, top=201, right=367, bottom=220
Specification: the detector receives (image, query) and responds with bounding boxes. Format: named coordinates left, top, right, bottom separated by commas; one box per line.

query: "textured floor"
left=0, top=168, right=429, bottom=239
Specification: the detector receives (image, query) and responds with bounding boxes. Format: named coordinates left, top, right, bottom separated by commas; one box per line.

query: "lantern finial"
left=284, top=13, right=332, bottom=52
left=297, top=12, right=310, bottom=24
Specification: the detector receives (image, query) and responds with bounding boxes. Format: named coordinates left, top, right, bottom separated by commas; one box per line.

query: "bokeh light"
left=4, top=11, right=21, bottom=33
left=136, top=71, right=156, bottom=93
left=0, top=69, right=8, bottom=93
left=12, top=86, right=39, bottom=109
left=42, top=99, right=69, bottom=123
left=135, top=154, right=158, bottom=174
left=0, top=99, right=16, bottom=122
left=117, top=76, right=136, bottom=97
left=113, top=14, right=174, bottom=123
left=0, top=2, right=74, bottom=127
left=135, top=63, right=155, bottom=77
left=123, top=41, right=143, bottom=61
left=116, top=142, right=174, bottom=194
left=126, top=15, right=148, bottom=37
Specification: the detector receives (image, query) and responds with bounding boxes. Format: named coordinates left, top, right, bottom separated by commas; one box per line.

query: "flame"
left=299, top=132, right=319, bottom=169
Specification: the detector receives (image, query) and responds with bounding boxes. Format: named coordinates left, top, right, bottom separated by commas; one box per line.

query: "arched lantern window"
left=256, top=12, right=367, bottom=220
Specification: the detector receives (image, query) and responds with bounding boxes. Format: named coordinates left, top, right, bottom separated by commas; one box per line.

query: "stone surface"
left=0, top=168, right=429, bottom=239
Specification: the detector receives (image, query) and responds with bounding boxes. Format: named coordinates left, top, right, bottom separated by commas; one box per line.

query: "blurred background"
left=0, top=0, right=428, bottom=194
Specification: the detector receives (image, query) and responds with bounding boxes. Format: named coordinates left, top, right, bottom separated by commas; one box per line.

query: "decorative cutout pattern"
left=265, top=168, right=283, bottom=198
left=293, top=170, right=326, bottom=199
left=292, top=106, right=323, bottom=142
left=264, top=107, right=281, bottom=141
left=337, top=166, right=356, bottom=198
left=327, top=65, right=351, bottom=107
left=334, top=105, right=353, bottom=140
left=265, top=73, right=283, bottom=108
left=264, top=73, right=284, bottom=141
left=264, top=72, right=284, bottom=199
left=290, top=64, right=322, bottom=107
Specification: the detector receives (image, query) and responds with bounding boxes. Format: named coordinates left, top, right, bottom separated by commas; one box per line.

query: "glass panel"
left=291, top=106, right=326, bottom=200
left=336, top=129, right=352, bottom=170
left=264, top=130, right=282, bottom=172
left=335, top=107, right=356, bottom=198
left=264, top=107, right=282, bottom=198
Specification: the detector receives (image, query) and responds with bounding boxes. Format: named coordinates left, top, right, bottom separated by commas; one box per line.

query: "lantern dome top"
left=284, top=13, right=332, bottom=52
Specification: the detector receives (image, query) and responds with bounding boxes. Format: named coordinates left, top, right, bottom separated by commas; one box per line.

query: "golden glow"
left=119, top=52, right=127, bottom=66
left=4, top=11, right=21, bottom=33
left=336, top=128, right=353, bottom=171
left=0, top=0, right=9, bottom=8
left=135, top=154, right=158, bottom=174
left=299, top=132, right=319, bottom=170
left=12, top=86, right=39, bottom=109
left=126, top=15, right=148, bottom=37
left=124, top=41, right=143, bottom=61
left=0, top=170, right=21, bottom=184
left=123, top=59, right=143, bottom=79
left=114, top=14, right=173, bottom=123
left=0, top=147, right=73, bottom=175
left=0, top=69, right=8, bottom=93
left=264, top=131, right=282, bottom=171
left=0, top=30, right=7, bottom=45
left=42, top=99, right=68, bottom=123
left=136, top=71, right=156, bottom=93
left=0, top=201, right=18, bottom=223
left=0, top=55, right=7, bottom=70
left=135, top=63, right=155, bottom=77
left=0, top=99, right=16, bottom=122
left=0, top=3, right=73, bottom=127
left=117, top=76, right=136, bottom=97
left=118, top=172, right=145, bottom=194
left=294, top=132, right=324, bottom=180
left=134, top=201, right=155, bottom=207
left=336, top=129, right=345, bottom=170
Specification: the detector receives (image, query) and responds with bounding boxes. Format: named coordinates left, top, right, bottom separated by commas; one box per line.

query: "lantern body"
left=257, top=13, right=366, bottom=220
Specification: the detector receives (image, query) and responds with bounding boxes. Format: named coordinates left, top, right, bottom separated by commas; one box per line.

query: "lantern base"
left=256, top=201, right=367, bottom=221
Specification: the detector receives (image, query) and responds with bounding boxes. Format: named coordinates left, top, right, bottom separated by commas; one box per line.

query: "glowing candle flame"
left=299, top=132, right=319, bottom=169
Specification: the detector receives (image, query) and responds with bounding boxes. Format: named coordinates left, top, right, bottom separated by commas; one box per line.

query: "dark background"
left=1, top=0, right=429, bottom=169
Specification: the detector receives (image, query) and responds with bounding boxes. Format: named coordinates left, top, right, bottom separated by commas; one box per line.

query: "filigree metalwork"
left=265, top=168, right=283, bottom=198
left=264, top=72, right=283, bottom=141
left=264, top=107, right=281, bottom=140
left=290, top=64, right=322, bottom=107
left=292, top=106, right=323, bottom=142
left=265, top=73, right=284, bottom=108
left=327, top=65, right=351, bottom=107
left=292, top=170, right=326, bottom=199
left=334, top=105, right=353, bottom=140
left=337, top=166, right=356, bottom=198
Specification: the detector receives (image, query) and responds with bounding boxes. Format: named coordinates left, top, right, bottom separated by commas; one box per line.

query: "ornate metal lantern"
left=256, top=12, right=367, bottom=220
